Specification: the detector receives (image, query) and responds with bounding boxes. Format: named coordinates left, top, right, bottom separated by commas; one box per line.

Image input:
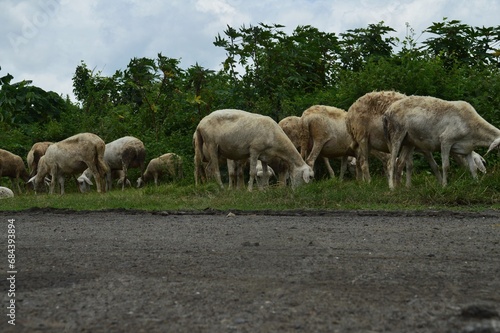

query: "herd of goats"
left=0, top=90, right=498, bottom=198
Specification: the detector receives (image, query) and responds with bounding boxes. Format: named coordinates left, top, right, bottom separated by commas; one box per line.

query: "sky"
left=1, top=0, right=499, bottom=101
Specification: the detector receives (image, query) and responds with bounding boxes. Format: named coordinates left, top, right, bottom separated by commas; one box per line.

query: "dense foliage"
left=1, top=19, right=499, bottom=179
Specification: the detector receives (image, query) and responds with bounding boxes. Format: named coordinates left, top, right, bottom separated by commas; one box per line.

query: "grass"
left=1, top=168, right=500, bottom=213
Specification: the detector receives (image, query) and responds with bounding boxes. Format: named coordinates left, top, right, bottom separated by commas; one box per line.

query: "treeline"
left=1, top=19, right=499, bottom=173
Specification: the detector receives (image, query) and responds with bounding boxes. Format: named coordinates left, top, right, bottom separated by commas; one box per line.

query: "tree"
left=339, top=22, right=397, bottom=71
left=185, top=63, right=215, bottom=116
left=422, top=18, right=500, bottom=68
left=1, top=67, right=64, bottom=125
left=214, top=23, right=339, bottom=119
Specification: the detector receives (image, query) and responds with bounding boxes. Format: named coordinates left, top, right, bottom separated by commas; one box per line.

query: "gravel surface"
left=1, top=209, right=499, bottom=332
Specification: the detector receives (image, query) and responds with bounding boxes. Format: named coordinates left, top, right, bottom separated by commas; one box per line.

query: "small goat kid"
left=137, top=153, right=183, bottom=187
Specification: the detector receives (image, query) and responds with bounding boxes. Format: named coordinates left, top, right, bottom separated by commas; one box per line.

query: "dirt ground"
left=1, top=208, right=500, bottom=333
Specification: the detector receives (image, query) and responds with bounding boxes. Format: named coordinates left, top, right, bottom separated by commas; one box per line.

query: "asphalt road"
left=1, top=209, right=499, bottom=332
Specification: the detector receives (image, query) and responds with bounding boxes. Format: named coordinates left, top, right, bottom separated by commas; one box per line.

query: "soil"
left=1, top=208, right=500, bottom=333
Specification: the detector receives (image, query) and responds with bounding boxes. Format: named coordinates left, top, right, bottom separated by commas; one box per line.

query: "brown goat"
left=300, top=105, right=356, bottom=180
left=26, top=141, right=53, bottom=177
left=345, top=91, right=406, bottom=182
left=0, top=149, right=30, bottom=193
left=29, top=133, right=108, bottom=194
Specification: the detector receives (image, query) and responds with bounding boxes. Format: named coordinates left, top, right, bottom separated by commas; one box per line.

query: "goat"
left=383, top=95, right=500, bottom=189
left=29, top=133, right=108, bottom=194
left=193, top=131, right=245, bottom=188
left=0, top=149, right=30, bottom=193
left=256, top=160, right=276, bottom=188
left=346, top=91, right=407, bottom=182
left=78, top=136, right=145, bottom=192
left=194, top=109, right=314, bottom=191
left=0, top=186, right=14, bottom=199
left=137, top=153, right=183, bottom=187
left=300, top=105, right=356, bottom=180
left=279, top=115, right=344, bottom=181
left=26, top=141, right=52, bottom=177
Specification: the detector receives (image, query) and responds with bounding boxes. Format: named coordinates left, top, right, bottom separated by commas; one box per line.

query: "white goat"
left=453, top=151, right=486, bottom=177
left=29, top=133, right=108, bottom=194
left=279, top=115, right=343, bottom=182
left=278, top=116, right=302, bottom=149
left=255, top=160, right=276, bottom=188
left=0, top=149, right=30, bottom=193
left=226, top=159, right=247, bottom=190
left=194, top=109, right=314, bottom=191
left=26, top=141, right=52, bottom=177
left=78, top=136, right=145, bottom=192
left=346, top=91, right=406, bottom=182
left=137, top=153, right=183, bottom=187
left=345, top=91, right=472, bottom=185
left=0, top=186, right=14, bottom=198
left=383, top=96, right=500, bottom=189
left=226, top=159, right=276, bottom=190
left=300, top=105, right=356, bottom=180
left=276, top=116, right=301, bottom=185
left=193, top=132, right=246, bottom=188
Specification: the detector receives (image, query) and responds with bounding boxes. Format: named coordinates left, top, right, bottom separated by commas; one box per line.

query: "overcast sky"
left=1, top=0, right=498, bottom=101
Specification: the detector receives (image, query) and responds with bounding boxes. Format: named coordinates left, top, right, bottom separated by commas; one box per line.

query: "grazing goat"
left=137, top=153, right=183, bottom=187
left=29, top=133, right=108, bottom=194
left=300, top=105, right=356, bottom=180
left=78, top=136, right=145, bottom=192
left=0, top=149, right=30, bottom=193
left=274, top=116, right=303, bottom=185
left=383, top=95, right=500, bottom=189
left=193, top=132, right=245, bottom=188
left=451, top=151, right=487, bottom=180
left=194, top=109, right=314, bottom=191
left=278, top=116, right=302, bottom=149
left=26, top=141, right=52, bottom=177
left=346, top=91, right=406, bottom=182
left=193, top=131, right=208, bottom=186
left=226, top=159, right=247, bottom=190
left=279, top=115, right=344, bottom=181
left=0, top=186, right=14, bottom=199
left=256, top=160, right=276, bottom=188
left=227, top=159, right=276, bottom=189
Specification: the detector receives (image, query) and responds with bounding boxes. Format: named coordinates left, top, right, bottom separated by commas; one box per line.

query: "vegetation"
left=1, top=166, right=500, bottom=212
left=1, top=18, right=500, bottom=211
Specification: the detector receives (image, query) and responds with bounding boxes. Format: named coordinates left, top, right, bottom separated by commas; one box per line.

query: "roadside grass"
left=1, top=167, right=500, bottom=212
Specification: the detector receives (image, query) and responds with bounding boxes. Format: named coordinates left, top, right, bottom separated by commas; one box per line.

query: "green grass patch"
left=2, top=168, right=500, bottom=212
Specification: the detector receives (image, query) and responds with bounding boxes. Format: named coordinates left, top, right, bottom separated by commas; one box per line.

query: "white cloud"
left=195, top=0, right=251, bottom=35
left=0, top=0, right=498, bottom=100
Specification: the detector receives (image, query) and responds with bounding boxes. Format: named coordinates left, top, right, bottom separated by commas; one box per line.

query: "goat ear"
left=78, top=175, right=93, bottom=186
left=302, top=168, right=313, bottom=183
left=487, top=137, right=500, bottom=154
left=83, top=176, right=93, bottom=186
